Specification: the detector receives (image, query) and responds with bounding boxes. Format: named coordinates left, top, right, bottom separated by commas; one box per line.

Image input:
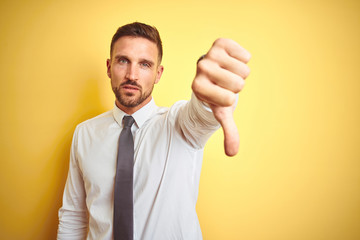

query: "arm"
left=192, top=38, right=251, bottom=156
left=177, top=93, right=220, bottom=149
left=57, top=126, right=88, bottom=239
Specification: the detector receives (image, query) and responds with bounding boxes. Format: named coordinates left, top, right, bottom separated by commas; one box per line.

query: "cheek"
left=141, top=70, right=157, bottom=82
left=111, top=67, right=125, bottom=80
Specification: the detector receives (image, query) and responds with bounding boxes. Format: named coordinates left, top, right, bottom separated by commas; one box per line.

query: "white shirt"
left=57, top=94, right=220, bottom=240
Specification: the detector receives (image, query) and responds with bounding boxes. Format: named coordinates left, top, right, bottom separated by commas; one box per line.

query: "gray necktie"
left=114, top=115, right=135, bottom=240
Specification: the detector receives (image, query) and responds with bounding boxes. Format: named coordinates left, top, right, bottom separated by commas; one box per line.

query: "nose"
left=125, top=63, right=139, bottom=81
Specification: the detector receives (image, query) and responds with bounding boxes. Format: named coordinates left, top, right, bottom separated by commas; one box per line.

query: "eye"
left=140, top=62, right=151, bottom=68
left=117, top=58, right=129, bottom=64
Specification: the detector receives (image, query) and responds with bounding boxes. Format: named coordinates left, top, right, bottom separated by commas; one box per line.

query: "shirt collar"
left=112, top=98, right=157, bottom=129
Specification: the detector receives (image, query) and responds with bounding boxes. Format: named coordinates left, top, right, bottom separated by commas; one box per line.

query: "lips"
left=120, top=80, right=141, bottom=92
left=122, top=84, right=139, bottom=90
left=121, top=84, right=141, bottom=95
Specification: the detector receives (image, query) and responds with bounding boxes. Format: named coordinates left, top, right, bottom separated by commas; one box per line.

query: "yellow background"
left=1, top=0, right=359, bottom=239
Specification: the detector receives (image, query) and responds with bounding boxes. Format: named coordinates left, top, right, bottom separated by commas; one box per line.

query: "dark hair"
left=110, top=22, right=163, bottom=63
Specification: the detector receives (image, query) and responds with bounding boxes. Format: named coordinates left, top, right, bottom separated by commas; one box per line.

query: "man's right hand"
left=192, top=38, right=251, bottom=156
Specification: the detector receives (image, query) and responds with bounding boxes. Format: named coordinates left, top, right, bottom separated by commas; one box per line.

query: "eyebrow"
left=114, top=55, right=129, bottom=61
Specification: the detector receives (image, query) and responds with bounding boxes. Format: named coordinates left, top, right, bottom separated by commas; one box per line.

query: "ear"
left=155, top=65, right=164, bottom=84
left=106, top=59, right=111, bottom=78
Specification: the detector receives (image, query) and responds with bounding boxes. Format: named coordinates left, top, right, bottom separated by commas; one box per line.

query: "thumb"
left=211, top=104, right=240, bottom=157
left=220, top=116, right=240, bottom=157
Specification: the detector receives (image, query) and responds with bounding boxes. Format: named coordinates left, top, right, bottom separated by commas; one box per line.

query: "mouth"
left=122, top=84, right=139, bottom=90
left=121, top=84, right=140, bottom=94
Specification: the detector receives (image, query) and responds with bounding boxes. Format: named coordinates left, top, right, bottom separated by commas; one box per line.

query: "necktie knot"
left=123, top=116, right=135, bottom=128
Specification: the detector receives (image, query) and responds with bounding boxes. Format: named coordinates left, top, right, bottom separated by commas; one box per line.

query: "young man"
left=57, top=22, right=250, bottom=240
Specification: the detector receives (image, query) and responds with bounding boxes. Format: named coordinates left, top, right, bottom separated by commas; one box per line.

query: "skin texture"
left=107, top=36, right=251, bottom=156
left=107, top=36, right=164, bottom=115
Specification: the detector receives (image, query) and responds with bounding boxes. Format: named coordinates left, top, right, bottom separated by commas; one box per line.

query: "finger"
left=192, top=74, right=237, bottom=107
left=220, top=56, right=250, bottom=79
left=222, top=116, right=240, bottom=156
left=212, top=38, right=251, bottom=63
left=211, top=105, right=239, bottom=157
left=198, top=59, right=245, bottom=93
left=206, top=48, right=251, bottom=79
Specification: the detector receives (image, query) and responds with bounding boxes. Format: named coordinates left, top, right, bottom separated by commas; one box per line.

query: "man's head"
left=110, top=22, right=163, bottom=64
left=107, top=22, right=164, bottom=115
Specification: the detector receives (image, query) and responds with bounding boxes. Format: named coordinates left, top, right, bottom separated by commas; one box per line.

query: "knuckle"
left=197, top=59, right=212, bottom=74
left=197, top=59, right=207, bottom=72
left=191, top=80, right=199, bottom=93
left=191, top=78, right=204, bottom=93
left=214, top=38, right=227, bottom=47
left=206, top=49, right=219, bottom=61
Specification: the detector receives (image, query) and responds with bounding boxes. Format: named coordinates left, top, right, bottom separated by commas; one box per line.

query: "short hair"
left=110, top=22, right=163, bottom=63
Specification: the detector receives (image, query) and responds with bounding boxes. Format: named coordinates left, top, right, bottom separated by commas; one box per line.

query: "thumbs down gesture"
left=192, top=38, right=251, bottom=157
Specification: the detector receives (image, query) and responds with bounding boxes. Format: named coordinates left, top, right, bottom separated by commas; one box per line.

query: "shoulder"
left=75, top=109, right=115, bottom=132
left=167, top=100, right=188, bottom=115
left=139, top=100, right=187, bottom=129
left=151, top=97, right=211, bottom=125
left=156, top=100, right=188, bottom=120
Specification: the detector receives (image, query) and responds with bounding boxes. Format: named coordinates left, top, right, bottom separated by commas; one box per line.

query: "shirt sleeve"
left=57, top=126, right=88, bottom=239
left=177, top=93, right=221, bottom=149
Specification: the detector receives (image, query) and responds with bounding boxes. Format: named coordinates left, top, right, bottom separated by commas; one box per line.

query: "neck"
left=115, top=97, right=152, bottom=115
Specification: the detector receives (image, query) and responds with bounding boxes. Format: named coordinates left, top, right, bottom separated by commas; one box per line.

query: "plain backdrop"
left=0, top=0, right=359, bottom=239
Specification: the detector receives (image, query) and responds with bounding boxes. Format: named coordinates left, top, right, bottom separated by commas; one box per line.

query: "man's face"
left=107, top=36, right=163, bottom=114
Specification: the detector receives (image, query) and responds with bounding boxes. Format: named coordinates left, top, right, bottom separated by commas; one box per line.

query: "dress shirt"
left=57, top=94, right=220, bottom=240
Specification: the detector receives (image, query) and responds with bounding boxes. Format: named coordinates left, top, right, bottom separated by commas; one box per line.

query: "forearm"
left=57, top=207, right=88, bottom=239
left=177, top=93, right=220, bottom=149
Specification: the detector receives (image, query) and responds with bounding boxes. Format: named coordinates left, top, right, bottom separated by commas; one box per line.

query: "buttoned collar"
left=112, top=98, right=157, bottom=129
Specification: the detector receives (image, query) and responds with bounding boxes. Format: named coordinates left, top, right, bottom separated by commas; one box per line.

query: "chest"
left=77, top=120, right=194, bottom=195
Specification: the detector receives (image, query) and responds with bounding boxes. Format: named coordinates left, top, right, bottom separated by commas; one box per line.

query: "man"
left=57, top=22, right=250, bottom=239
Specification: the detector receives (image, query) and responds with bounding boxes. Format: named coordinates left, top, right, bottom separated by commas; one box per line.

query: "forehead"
left=112, top=36, right=159, bottom=62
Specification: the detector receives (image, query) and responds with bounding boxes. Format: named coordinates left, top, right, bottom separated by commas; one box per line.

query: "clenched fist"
left=192, top=38, right=251, bottom=156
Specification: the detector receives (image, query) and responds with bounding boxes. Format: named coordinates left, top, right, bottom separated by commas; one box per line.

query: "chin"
left=118, top=97, right=142, bottom=108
